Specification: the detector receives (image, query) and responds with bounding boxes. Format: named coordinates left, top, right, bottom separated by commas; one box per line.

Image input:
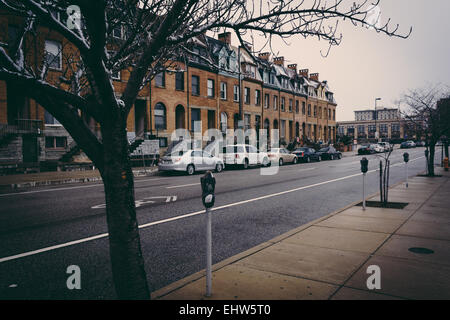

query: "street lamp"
left=375, top=98, right=381, bottom=142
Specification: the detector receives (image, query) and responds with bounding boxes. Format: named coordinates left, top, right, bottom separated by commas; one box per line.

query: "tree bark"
left=100, top=111, right=150, bottom=299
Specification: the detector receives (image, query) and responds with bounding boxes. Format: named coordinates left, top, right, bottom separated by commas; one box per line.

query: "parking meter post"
left=363, top=173, right=366, bottom=210
left=205, top=207, right=212, bottom=297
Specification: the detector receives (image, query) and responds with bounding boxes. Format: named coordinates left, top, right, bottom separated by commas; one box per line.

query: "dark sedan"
left=358, top=144, right=375, bottom=155
left=292, top=147, right=321, bottom=163
left=316, top=146, right=342, bottom=160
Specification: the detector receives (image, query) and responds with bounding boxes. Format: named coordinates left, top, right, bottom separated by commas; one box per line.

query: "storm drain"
left=408, top=247, right=435, bottom=255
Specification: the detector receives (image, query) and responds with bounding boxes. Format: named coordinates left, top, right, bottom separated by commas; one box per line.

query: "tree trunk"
left=100, top=113, right=150, bottom=299
left=428, top=144, right=436, bottom=176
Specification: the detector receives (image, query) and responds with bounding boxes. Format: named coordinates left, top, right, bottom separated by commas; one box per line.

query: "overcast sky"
left=226, top=0, right=450, bottom=121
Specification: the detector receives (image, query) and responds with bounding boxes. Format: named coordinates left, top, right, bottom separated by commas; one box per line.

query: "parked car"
left=316, top=146, right=342, bottom=160
left=292, top=147, right=322, bottom=163
left=415, top=141, right=425, bottom=147
left=222, top=144, right=270, bottom=169
left=267, top=148, right=298, bottom=166
left=158, top=150, right=225, bottom=175
left=373, top=144, right=385, bottom=153
left=400, top=141, right=416, bottom=149
left=378, top=142, right=393, bottom=152
left=358, top=144, right=376, bottom=155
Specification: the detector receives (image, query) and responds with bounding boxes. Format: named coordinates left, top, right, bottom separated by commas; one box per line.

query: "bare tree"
left=401, top=85, right=450, bottom=176
left=0, top=0, right=410, bottom=299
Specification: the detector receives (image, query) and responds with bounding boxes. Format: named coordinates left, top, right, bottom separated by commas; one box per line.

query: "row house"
left=144, top=32, right=338, bottom=151
left=0, top=10, right=338, bottom=170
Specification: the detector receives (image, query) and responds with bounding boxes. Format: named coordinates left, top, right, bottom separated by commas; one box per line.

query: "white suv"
left=222, top=144, right=270, bottom=169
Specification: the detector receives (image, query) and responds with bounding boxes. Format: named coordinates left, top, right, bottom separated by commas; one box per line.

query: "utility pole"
left=375, top=98, right=381, bottom=142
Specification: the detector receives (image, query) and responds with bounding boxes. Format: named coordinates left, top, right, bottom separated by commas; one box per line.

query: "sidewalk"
left=0, top=166, right=158, bottom=191
left=153, top=167, right=450, bottom=300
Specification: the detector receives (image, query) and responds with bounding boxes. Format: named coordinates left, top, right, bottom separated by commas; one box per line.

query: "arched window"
left=154, top=102, right=166, bottom=130
left=220, top=112, right=228, bottom=133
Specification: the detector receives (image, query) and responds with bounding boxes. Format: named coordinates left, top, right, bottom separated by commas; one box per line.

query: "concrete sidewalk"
left=153, top=167, right=450, bottom=300
left=0, top=166, right=158, bottom=191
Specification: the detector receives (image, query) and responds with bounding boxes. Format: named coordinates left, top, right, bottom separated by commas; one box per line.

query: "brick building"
left=0, top=12, right=338, bottom=171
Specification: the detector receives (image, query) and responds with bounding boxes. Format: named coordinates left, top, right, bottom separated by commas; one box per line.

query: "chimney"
left=218, top=32, right=231, bottom=45
left=299, top=69, right=309, bottom=78
left=287, top=64, right=297, bottom=73
left=310, top=73, right=319, bottom=81
left=273, top=56, right=284, bottom=66
left=258, top=52, right=270, bottom=60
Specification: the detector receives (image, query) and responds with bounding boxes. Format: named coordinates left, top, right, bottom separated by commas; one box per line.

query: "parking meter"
left=360, top=157, right=369, bottom=173
left=403, top=152, right=409, bottom=163
left=201, top=171, right=216, bottom=208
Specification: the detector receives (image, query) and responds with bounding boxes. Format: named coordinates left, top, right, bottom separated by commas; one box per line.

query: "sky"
left=222, top=0, right=450, bottom=121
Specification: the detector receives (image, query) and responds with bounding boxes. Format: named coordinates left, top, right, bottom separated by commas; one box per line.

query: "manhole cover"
left=408, top=247, right=434, bottom=255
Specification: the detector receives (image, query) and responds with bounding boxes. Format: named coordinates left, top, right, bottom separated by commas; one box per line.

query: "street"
left=0, top=148, right=429, bottom=299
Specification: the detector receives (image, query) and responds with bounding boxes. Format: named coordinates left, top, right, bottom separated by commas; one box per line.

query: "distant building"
left=337, top=107, right=406, bottom=143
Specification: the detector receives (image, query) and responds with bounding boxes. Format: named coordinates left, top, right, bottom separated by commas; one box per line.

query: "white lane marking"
left=166, top=183, right=200, bottom=189
left=0, top=178, right=168, bottom=197
left=0, top=156, right=425, bottom=264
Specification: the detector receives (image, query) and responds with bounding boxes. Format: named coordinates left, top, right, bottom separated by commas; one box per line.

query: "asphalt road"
left=0, top=147, right=430, bottom=299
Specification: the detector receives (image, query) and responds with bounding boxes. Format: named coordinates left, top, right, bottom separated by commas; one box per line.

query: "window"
left=289, top=99, right=293, bottom=112
left=264, top=93, right=270, bottom=108
left=220, top=112, right=228, bottom=133
left=307, top=104, right=311, bottom=116
left=159, top=137, right=168, bottom=148
left=244, top=114, right=251, bottom=130
left=392, top=123, right=400, bottom=132
left=281, top=97, right=285, bottom=111
left=45, top=136, right=67, bottom=149
left=328, top=109, right=331, bottom=120
left=302, top=102, right=306, bottom=115
left=333, top=110, right=336, bottom=120
left=191, top=108, right=201, bottom=131
left=207, top=79, right=215, bottom=98
left=191, top=75, right=200, bottom=95
left=175, top=72, right=184, bottom=91
left=154, top=103, right=166, bottom=129
left=255, top=89, right=261, bottom=106
left=244, top=87, right=250, bottom=104
left=155, top=71, right=165, bottom=87
left=233, top=85, right=239, bottom=102
left=295, top=100, right=299, bottom=114
left=220, top=82, right=227, bottom=100
left=318, top=107, right=322, bottom=119
left=273, top=95, right=278, bottom=110
left=44, top=110, right=60, bottom=125
left=280, top=120, right=286, bottom=138
left=269, top=73, right=275, bottom=85
left=314, top=106, right=317, bottom=117
left=45, top=40, right=62, bottom=70
left=380, top=124, right=388, bottom=133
